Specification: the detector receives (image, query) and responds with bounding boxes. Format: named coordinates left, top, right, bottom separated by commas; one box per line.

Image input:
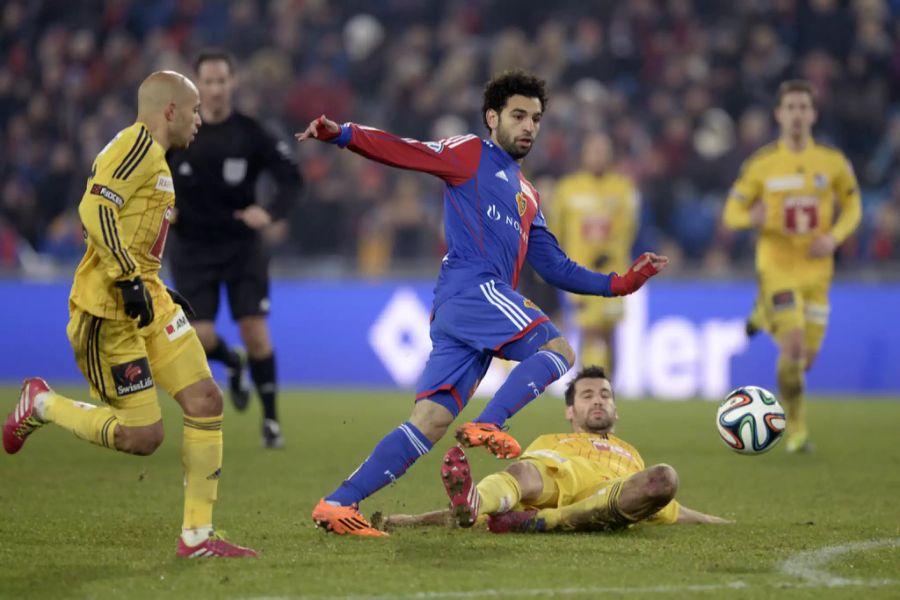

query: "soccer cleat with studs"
left=441, top=446, right=480, bottom=527
left=312, top=498, right=389, bottom=537
left=3, top=377, right=50, bottom=455
left=455, top=422, right=522, bottom=459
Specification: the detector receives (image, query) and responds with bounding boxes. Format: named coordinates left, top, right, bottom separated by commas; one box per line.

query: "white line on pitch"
left=243, top=537, right=900, bottom=600
left=778, top=537, right=900, bottom=587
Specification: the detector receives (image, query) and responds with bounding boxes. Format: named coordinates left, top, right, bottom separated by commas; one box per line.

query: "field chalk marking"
left=245, top=537, right=899, bottom=600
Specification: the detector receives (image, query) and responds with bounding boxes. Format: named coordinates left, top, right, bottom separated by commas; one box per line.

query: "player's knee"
left=543, top=336, right=575, bottom=369
left=780, top=330, right=805, bottom=362
left=181, top=380, right=224, bottom=417
left=643, top=464, right=678, bottom=502
left=506, top=462, right=543, bottom=501
left=409, top=399, right=454, bottom=443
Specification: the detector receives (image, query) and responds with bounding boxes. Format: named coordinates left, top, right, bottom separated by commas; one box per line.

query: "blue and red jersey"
left=328, top=124, right=615, bottom=308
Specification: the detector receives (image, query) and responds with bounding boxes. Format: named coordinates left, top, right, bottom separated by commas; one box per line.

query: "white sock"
left=32, top=392, right=51, bottom=421
left=181, top=526, right=214, bottom=546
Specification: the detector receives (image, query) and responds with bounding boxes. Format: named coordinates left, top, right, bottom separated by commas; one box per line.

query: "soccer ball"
left=716, top=386, right=786, bottom=454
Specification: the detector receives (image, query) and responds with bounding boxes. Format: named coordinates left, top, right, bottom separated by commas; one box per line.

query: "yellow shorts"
left=759, top=278, right=830, bottom=353
left=517, top=455, right=623, bottom=510
left=571, top=295, right=625, bottom=330
left=66, top=301, right=212, bottom=427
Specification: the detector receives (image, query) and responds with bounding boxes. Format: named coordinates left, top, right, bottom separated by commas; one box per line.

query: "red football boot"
left=440, top=446, right=480, bottom=527
left=3, top=377, right=50, bottom=455
left=176, top=531, right=258, bottom=558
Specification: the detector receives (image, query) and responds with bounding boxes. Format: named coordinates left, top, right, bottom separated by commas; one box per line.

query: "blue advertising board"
left=1, top=279, right=897, bottom=398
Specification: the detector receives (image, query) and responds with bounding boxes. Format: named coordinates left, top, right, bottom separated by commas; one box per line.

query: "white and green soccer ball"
left=716, top=386, right=786, bottom=454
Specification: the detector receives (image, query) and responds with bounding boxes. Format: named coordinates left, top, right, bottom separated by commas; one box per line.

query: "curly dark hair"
left=481, top=70, right=548, bottom=133
left=564, top=365, right=611, bottom=406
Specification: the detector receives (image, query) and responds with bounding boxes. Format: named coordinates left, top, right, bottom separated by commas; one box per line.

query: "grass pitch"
left=1, top=387, right=898, bottom=600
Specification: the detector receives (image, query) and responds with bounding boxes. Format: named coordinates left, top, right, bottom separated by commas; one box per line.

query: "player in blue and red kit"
left=296, top=71, right=668, bottom=536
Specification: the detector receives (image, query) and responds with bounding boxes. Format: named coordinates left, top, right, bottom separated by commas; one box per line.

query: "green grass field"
left=1, top=387, right=898, bottom=600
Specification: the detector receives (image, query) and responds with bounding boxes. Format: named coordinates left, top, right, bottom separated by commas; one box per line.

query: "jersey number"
left=149, top=207, right=172, bottom=261
left=783, top=196, right=819, bottom=234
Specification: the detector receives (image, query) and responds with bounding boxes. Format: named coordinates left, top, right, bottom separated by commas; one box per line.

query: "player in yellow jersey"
left=722, top=80, right=861, bottom=454
left=550, top=133, right=639, bottom=374
left=375, top=366, right=728, bottom=533
left=2, top=71, right=256, bottom=558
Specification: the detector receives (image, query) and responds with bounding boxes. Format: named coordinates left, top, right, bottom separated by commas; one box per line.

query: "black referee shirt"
left=167, top=111, right=303, bottom=243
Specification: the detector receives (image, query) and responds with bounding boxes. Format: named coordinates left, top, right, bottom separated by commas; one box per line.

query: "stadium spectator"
left=1, top=0, right=899, bottom=271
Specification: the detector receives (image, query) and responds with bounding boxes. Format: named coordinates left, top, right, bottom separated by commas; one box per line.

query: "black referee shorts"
left=168, top=234, right=271, bottom=322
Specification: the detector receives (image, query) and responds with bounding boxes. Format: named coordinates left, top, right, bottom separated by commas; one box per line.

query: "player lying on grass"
left=376, top=366, right=730, bottom=533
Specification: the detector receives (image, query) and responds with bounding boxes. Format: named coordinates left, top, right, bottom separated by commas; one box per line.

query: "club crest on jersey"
left=813, top=173, right=828, bottom=188
left=111, top=357, right=154, bottom=397
left=423, top=141, right=445, bottom=153
left=516, top=192, right=528, bottom=216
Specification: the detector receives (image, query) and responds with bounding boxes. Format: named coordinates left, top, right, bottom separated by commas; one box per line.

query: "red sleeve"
left=344, top=125, right=482, bottom=186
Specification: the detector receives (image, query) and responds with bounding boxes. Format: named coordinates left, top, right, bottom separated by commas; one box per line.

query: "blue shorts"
left=415, top=279, right=560, bottom=416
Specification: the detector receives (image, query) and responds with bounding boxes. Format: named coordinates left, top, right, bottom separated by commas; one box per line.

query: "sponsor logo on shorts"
left=111, top=357, right=154, bottom=397
left=772, top=290, right=796, bottom=311
left=165, top=309, right=191, bottom=341
left=155, top=175, right=174, bottom=192
left=523, top=297, right=540, bottom=311
left=90, top=184, right=124, bottom=208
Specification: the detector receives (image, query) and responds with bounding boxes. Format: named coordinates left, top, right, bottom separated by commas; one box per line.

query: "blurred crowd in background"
left=2, top=0, right=900, bottom=278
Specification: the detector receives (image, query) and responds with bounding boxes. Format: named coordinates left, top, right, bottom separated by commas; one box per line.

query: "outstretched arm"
left=296, top=115, right=481, bottom=185
left=527, top=225, right=668, bottom=297
left=676, top=505, right=733, bottom=524
left=370, top=509, right=456, bottom=532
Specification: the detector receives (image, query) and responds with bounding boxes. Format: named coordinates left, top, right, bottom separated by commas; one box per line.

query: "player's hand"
left=808, top=234, right=837, bottom=258
left=234, top=205, right=272, bottom=230
left=609, top=252, right=669, bottom=296
left=749, top=201, right=766, bottom=227
left=115, top=277, right=154, bottom=328
left=294, top=115, right=340, bottom=142
left=166, top=287, right=195, bottom=318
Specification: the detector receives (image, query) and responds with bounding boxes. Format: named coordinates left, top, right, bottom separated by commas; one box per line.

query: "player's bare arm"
left=676, top=506, right=733, bottom=524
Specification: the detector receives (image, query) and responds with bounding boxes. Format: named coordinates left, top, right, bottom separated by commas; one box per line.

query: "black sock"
left=249, top=353, right=277, bottom=421
left=206, top=337, right=241, bottom=370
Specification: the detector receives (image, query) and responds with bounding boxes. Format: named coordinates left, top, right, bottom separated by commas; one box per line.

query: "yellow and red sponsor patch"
left=523, top=297, right=540, bottom=311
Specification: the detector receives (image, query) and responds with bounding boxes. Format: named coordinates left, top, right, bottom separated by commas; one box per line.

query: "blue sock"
left=326, top=421, right=433, bottom=507
left=476, top=350, right=570, bottom=427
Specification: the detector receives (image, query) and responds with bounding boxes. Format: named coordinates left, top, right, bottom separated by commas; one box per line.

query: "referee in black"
left=167, top=48, right=303, bottom=449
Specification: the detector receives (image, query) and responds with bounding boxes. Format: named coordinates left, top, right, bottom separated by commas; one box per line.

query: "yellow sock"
left=476, top=471, right=522, bottom=515
left=182, top=415, right=223, bottom=530
left=43, top=393, right=118, bottom=449
left=777, top=357, right=806, bottom=439
left=536, top=481, right=637, bottom=532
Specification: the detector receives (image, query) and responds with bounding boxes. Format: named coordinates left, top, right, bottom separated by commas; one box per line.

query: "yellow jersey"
left=70, top=122, right=177, bottom=320
left=522, top=431, right=679, bottom=524
left=723, top=140, right=861, bottom=285
left=549, top=171, right=639, bottom=274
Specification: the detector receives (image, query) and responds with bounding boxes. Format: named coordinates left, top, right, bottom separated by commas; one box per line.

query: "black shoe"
left=262, top=419, right=284, bottom=449
left=227, top=348, right=251, bottom=412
